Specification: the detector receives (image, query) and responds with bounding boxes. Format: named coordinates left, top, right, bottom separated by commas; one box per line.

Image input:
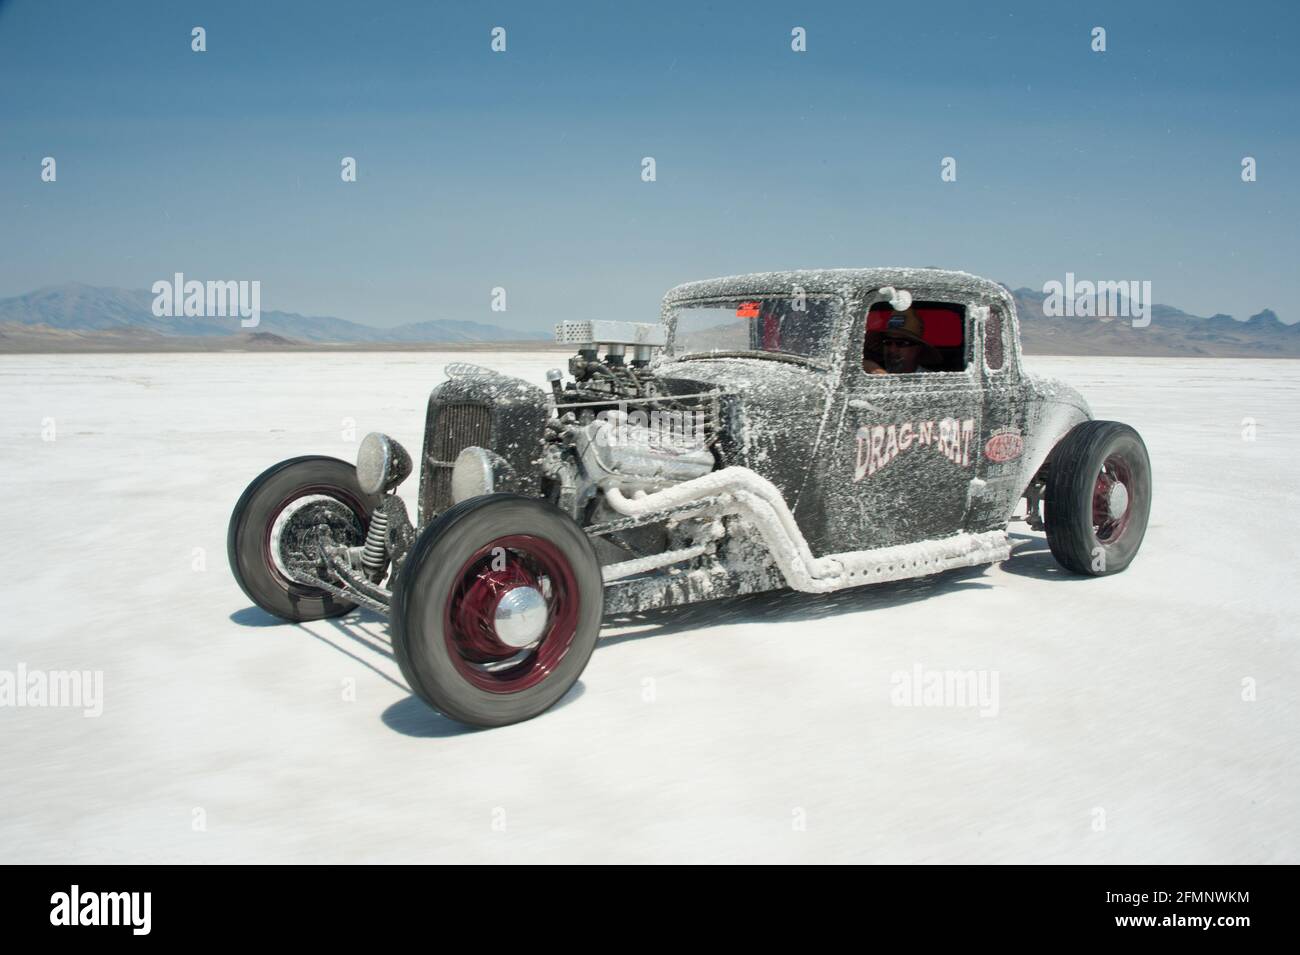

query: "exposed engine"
left=540, top=321, right=719, bottom=524
left=409, top=320, right=728, bottom=571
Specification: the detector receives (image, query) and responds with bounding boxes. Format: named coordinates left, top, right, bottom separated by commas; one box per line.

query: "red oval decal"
left=984, top=431, right=1023, bottom=463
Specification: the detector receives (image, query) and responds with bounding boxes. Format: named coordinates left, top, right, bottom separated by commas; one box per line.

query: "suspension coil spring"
left=361, top=507, right=389, bottom=580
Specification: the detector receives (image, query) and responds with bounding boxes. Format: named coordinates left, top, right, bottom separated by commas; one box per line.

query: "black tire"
left=228, top=456, right=379, bottom=622
left=1044, top=421, right=1151, bottom=576
left=392, top=494, right=603, bottom=728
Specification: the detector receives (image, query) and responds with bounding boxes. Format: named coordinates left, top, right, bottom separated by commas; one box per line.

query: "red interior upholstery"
left=866, top=304, right=964, bottom=346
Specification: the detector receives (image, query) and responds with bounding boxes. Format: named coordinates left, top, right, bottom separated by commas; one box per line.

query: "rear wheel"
left=1044, top=421, right=1151, bottom=575
left=392, top=495, right=603, bottom=727
left=228, top=456, right=379, bottom=621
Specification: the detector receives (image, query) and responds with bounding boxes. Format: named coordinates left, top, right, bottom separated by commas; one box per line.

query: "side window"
left=984, top=305, right=1005, bottom=371
left=863, top=302, right=968, bottom=375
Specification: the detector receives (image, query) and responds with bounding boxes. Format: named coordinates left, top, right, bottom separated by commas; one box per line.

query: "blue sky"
left=1, top=0, right=1296, bottom=329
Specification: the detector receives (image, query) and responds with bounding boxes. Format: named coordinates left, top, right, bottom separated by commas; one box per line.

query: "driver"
left=863, top=309, right=942, bottom=375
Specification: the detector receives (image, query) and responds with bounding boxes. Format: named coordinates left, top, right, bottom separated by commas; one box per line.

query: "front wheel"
left=228, top=456, right=379, bottom=621
left=1044, top=421, right=1152, bottom=575
left=391, top=494, right=604, bottom=728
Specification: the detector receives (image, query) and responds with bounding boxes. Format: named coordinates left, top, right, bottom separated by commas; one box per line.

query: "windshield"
left=667, top=295, right=840, bottom=365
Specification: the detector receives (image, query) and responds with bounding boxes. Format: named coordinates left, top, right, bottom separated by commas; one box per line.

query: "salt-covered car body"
left=230, top=268, right=1150, bottom=726
left=415, top=268, right=1092, bottom=612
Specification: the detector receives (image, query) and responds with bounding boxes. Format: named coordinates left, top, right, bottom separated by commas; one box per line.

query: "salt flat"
left=0, top=352, right=1296, bottom=863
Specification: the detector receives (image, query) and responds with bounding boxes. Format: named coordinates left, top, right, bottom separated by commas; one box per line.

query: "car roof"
left=663, top=267, right=1011, bottom=305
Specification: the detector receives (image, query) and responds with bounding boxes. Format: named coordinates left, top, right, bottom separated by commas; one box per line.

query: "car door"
left=969, top=300, right=1031, bottom=532
left=817, top=293, right=984, bottom=553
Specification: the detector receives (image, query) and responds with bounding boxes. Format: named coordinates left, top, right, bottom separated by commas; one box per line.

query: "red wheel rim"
left=1090, top=454, right=1133, bottom=545
left=443, top=535, right=579, bottom=694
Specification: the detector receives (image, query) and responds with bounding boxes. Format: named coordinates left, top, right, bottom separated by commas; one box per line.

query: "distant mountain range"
left=1008, top=288, right=1298, bottom=358
left=0, top=283, right=548, bottom=349
left=0, top=281, right=1294, bottom=357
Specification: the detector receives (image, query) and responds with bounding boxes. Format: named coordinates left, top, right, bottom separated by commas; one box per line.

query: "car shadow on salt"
left=999, top=532, right=1091, bottom=582
left=380, top=682, right=588, bottom=738
left=230, top=605, right=588, bottom=736
left=230, top=605, right=403, bottom=687
left=229, top=606, right=288, bottom=628
left=600, top=563, right=996, bottom=645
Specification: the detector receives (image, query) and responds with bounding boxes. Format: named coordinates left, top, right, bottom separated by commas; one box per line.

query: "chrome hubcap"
left=1107, top=482, right=1130, bottom=521
left=493, top=586, right=549, bottom=648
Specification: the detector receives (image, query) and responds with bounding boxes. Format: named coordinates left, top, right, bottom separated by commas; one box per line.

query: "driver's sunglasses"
left=882, top=337, right=920, bottom=349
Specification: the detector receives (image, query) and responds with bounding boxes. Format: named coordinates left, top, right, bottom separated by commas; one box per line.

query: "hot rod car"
left=228, top=268, right=1151, bottom=727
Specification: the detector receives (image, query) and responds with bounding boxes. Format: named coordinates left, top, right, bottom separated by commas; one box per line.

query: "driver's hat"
left=865, top=308, right=941, bottom=365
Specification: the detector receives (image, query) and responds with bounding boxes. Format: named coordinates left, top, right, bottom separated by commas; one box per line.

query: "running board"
left=809, top=530, right=1012, bottom=591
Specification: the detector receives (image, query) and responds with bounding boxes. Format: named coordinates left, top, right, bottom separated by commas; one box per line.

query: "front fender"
left=1020, top=374, right=1093, bottom=485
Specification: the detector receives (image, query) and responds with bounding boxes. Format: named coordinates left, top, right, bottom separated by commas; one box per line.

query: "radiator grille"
left=426, top=403, right=494, bottom=513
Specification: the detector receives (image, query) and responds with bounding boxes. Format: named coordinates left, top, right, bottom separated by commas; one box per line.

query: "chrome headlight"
left=451, top=446, right=510, bottom=503
left=356, top=432, right=412, bottom=495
